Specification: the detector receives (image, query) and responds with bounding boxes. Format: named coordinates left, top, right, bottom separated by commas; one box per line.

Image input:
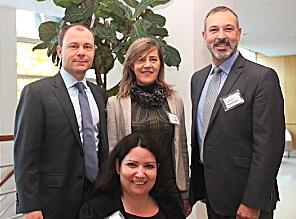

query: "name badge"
left=104, top=210, right=125, bottom=219
left=220, top=89, right=244, bottom=111
left=167, top=112, right=180, bottom=125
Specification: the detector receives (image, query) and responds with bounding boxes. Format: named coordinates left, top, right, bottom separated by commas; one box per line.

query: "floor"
left=190, top=150, right=296, bottom=219
left=274, top=150, right=296, bottom=219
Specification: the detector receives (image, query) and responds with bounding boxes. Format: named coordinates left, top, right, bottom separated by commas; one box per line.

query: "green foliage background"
left=35, top=0, right=181, bottom=95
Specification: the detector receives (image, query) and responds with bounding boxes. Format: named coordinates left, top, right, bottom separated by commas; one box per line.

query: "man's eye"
left=69, top=45, right=78, bottom=49
left=209, top=28, right=218, bottom=32
left=225, top=27, right=233, bottom=31
left=84, top=45, right=93, bottom=50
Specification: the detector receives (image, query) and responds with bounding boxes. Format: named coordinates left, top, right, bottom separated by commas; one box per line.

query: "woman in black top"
left=80, top=133, right=185, bottom=219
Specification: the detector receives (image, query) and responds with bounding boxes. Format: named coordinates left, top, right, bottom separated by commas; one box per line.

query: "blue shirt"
left=60, top=69, right=100, bottom=149
left=196, top=51, right=239, bottom=162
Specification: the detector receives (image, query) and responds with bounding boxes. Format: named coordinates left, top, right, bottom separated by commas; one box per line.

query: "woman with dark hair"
left=79, top=132, right=185, bottom=219
left=107, top=38, right=191, bottom=216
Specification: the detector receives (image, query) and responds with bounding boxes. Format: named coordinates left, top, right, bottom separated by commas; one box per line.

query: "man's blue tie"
left=75, top=82, right=98, bottom=182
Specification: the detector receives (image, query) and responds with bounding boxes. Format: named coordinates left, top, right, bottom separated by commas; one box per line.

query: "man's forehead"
left=63, top=29, right=94, bottom=43
left=205, top=11, right=238, bottom=28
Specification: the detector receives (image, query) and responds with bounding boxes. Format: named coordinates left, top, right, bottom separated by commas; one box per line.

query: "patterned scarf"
left=131, top=84, right=167, bottom=109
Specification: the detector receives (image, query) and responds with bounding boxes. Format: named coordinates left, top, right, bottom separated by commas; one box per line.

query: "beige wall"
left=257, top=53, right=296, bottom=149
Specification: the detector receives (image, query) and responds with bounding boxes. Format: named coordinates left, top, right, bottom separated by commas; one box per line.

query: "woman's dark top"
left=79, top=189, right=185, bottom=219
left=126, top=209, right=166, bottom=219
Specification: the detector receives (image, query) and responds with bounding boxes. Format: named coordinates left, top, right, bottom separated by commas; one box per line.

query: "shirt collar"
left=211, top=50, right=239, bottom=75
left=60, top=68, right=88, bottom=89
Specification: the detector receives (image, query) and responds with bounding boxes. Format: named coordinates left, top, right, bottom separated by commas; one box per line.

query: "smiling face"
left=116, top=146, right=158, bottom=198
left=56, top=26, right=96, bottom=81
left=203, top=11, right=242, bottom=65
left=132, top=48, right=160, bottom=86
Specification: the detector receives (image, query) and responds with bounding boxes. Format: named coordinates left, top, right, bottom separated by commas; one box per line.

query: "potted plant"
left=34, top=0, right=181, bottom=95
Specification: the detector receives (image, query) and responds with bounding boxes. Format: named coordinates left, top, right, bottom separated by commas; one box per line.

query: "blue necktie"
left=75, top=82, right=98, bottom=181
left=201, top=67, right=222, bottom=163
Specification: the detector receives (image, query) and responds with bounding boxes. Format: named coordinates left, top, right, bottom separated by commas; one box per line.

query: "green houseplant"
left=34, top=0, right=181, bottom=95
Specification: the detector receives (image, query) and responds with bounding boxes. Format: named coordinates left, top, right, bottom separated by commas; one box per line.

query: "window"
left=16, top=9, right=60, bottom=99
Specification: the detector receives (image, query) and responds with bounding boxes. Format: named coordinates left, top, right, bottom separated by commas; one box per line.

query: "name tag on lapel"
left=220, top=89, right=244, bottom=111
left=167, top=112, right=180, bottom=125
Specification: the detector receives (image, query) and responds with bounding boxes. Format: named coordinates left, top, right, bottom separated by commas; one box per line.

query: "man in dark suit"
left=14, top=24, right=109, bottom=219
left=189, top=6, right=285, bottom=219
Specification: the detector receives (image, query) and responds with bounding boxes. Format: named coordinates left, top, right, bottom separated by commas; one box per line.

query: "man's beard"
left=207, top=39, right=238, bottom=61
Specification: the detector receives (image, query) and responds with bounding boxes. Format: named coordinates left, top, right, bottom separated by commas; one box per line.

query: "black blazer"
left=80, top=189, right=185, bottom=219
left=14, top=73, right=109, bottom=219
left=189, top=53, right=285, bottom=215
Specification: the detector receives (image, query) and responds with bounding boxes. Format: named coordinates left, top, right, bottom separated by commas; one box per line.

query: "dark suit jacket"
left=80, top=189, right=185, bottom=219
left=14, top=73, right=109, bottom=219
left=189, top=53, right=285, bottom=215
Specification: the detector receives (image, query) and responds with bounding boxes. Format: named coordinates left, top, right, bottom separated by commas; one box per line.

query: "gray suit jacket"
left=14, top=73, right=109, bottom=219
left=189, top=53, right=285, bottom=215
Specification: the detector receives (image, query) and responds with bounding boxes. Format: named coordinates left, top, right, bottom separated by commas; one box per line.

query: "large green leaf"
left=107, top=3, right=125, bottom=19
left=54, top=0, right=72, bottom=8
left=164, top=45, right=181, bottom=69
left=94, top=26, right=117, bottom=42
left=115, top=50, right=125, bottom=64
left=132, top=0, right=152, bottom=20
left=83, top=5, right=95, bottom=18
left=148, top=26, right=168, bottom=36
left=64, top=5, right=86, bottom=21
left=142, top=9, right=165, bottom=27
left=52, top=50, right=60, bottom=65
left=39, top=21, right=58, bottom=43
left=123, top=0, right=139, bottom=8
left=70, top=0, right=84, bottom=4
left=150, top=0, right=170, bottom=7
left=130, top=23, right=154, bottom=41
left=134, top=19, right=153, bottom=32
left=94, top=4, right=113, bottom=19
left=47, top=42, right=58, bottom=57
left=110, top=19, right=129, bottom=35
left=32, top=42, right=50, bottom=51
left=119, top=4, right=133, bottom=21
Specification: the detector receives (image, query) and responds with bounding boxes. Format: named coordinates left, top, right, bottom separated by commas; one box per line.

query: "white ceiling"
left=234, top=0, right=296, bottom=57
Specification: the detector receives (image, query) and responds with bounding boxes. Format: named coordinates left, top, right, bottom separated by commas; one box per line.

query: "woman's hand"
left=183, top=199, right=192, bottom=217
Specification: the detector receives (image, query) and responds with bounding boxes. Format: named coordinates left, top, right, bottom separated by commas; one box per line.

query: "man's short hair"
left=204, top=6, right=239, bottom=30
left=58, top=24, right=95, bottom=46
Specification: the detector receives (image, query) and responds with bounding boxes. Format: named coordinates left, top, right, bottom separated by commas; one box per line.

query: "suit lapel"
left=52, top=73, right=81, bottom=145
left=208, top=54, right=244, bottom=126
left=192, top=65, right=211, bottom=118
left=119, top=97, right=132, bottom=132
left=87, top=82, right=107, bottom=139
left=87, top=82, right=105, bottom=118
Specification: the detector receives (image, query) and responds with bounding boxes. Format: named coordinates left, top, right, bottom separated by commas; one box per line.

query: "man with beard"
left=189, top=6, right=285, bottom=219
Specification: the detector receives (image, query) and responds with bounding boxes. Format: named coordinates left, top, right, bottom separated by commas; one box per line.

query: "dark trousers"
left=75, top=178, right=97, bottom=219
left=206, top=197, right=273, bottom=219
